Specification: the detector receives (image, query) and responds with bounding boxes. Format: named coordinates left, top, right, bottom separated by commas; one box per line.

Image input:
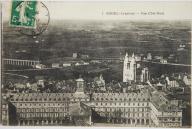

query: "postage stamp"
left=10, top=1, right=37, bottom=28
left=18, top=2, right=50, bottom=36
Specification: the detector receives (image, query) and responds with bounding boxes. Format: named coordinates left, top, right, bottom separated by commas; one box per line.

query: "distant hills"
left=3, top=20, right=191, bottom=62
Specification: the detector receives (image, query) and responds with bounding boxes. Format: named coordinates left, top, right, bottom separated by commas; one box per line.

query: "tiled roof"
left=8, top=93, right=89, bottom=102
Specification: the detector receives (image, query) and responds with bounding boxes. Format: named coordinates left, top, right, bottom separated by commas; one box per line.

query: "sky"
left=2, top=1, right=192, bottom=21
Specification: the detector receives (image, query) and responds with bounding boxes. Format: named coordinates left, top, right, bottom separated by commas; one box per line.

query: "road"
left=4, top=73, right=29, bottom=78
left=143, top=60, right=192, bottom=67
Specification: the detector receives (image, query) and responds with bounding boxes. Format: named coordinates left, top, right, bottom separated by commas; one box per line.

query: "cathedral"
left=123, top=52, right=137, bottom=83
left=123, top=52, right=150, bottom=83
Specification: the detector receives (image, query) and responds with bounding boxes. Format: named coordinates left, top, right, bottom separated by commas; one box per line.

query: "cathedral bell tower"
left=123, top=52, right=137, bottom=83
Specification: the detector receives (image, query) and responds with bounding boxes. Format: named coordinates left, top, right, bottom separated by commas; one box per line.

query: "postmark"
left=10, top=1, right=37, bottom=28
left=10, top=1, right=50, bottom=36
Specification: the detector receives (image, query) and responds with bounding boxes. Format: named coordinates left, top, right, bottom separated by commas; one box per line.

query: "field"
left=3, top=20, right=191, bottom=63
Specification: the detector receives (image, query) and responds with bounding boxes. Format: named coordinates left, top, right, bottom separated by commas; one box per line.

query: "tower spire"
left=132, top=52, right=135, bottom=58
left=125, top=52, right=128, bottom=57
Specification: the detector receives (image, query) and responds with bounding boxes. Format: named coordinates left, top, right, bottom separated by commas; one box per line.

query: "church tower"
left=123, top=53, right=137, bottom=83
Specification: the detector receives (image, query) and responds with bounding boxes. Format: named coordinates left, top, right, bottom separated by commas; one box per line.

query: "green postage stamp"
left=10, top=1, right=37, bottom=28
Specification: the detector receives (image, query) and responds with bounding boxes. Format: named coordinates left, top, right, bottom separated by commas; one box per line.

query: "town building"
left=147, top=53, right=152, bottom=60
left=123, top=53, right=136, bottom=83
left=2, top=78, right=91, bottom=126
left=72, top=53, right=78, bottom=59
left=150, top=91, right=182, bottom=127
left=140, top=67, right=149, bottom=83
left=63, top=63, right=71, bottom=67
left=2, top=99, right=17, bottom=125
left=52, top=63, right=60, bottom=68
left=166, top=77, right=180, bottom=88
left=2, top=53, right=183, bottom=127
left=93, top=74, right=105, bottom=87
left=90, top=90, right=151, bottom=126
left=160, top=58, right=168, bottom=64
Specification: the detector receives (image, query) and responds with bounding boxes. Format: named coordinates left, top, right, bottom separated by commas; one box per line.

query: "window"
left=127, top=63, right=130, bottom=69
left=2, top=105, right=6, bottom=108
left=2, top=111, right=6, bottom=115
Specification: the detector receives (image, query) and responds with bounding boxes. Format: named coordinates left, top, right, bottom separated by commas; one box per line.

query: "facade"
left=2, top=93, right=91, bottom=126
left=90, top=90, right=151, bottom=126
left=150, top=91, right=182, bottom=127
left=94, top=74, right=105, bottom=87
left=147, top=53, right=152, bottom=60
left=166, top=77, right=180, bottom=88
left=2, top=100, right=17, bottom=125
left=123, top=53, right=136, bottom=83
left=2, top=83, right=183, bottom=127
left=52, top=63, right=60, bottom=68
left=2, top=78, right=91, bottom=126
left=140, top=67, right=149, bottom=83
left=72, top=53, right=78, bottom=59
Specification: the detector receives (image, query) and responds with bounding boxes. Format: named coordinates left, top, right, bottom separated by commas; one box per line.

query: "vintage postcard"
left=0, top=1, right=192, bottom=127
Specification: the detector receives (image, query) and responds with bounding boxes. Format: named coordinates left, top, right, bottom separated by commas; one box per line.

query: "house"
left=52, top=63, right=60, bottom=68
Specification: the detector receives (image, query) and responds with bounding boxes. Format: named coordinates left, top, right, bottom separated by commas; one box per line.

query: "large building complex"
left=2, top=53, right=184, bottom=127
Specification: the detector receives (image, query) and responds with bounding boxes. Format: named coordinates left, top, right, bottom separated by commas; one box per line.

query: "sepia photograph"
left=1, top=1, right=192, bottom=128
